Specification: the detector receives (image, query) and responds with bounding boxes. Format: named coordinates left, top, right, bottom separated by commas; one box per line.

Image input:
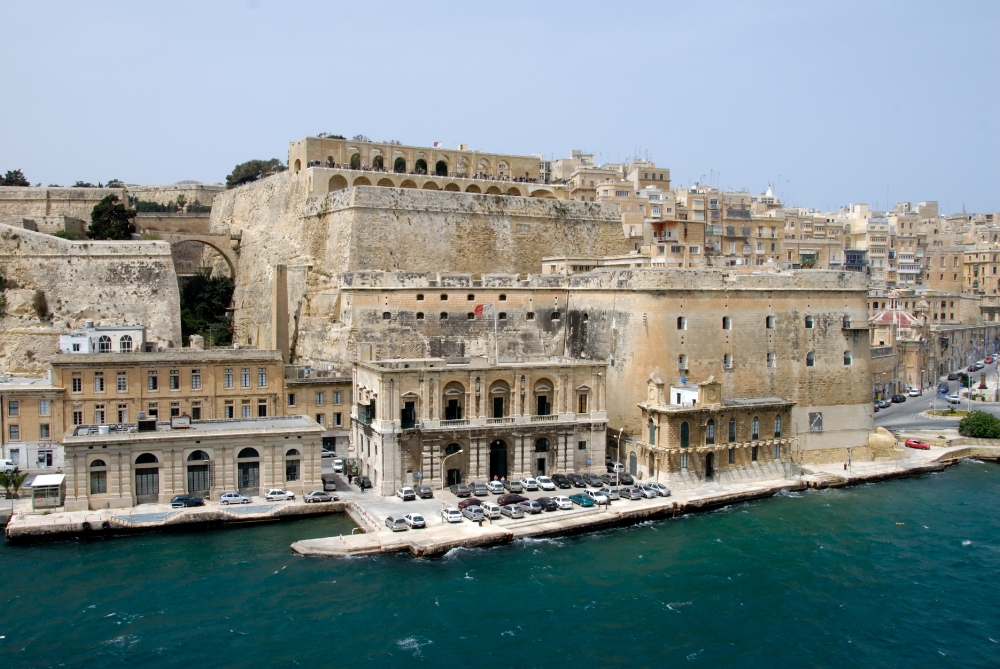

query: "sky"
left=1, top=0, right=997, bottom=214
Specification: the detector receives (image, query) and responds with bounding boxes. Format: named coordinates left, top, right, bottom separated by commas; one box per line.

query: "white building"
left=58, top=321, right=147, bottom=354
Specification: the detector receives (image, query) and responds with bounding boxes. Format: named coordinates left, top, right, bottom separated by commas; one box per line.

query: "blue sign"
left=681, top=376, right=687, bottom=385
left=417, top=472, right=423, bottom=479
left=586, top=459, right=592, bottom=465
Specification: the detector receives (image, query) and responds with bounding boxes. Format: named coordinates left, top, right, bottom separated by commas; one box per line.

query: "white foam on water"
left=962, top=540, right=972, bottom=546
left=396, top=635, right=433, bottom=657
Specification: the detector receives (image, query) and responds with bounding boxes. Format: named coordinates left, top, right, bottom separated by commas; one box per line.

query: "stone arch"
left=422, top=181, right=439, bottom=190
left=329, top=174, right=349, bottom=191
left=486, top=185, right=502, bottom=195
left=530, top=189, right=556, bottom=199
left=393, top=156, right=407, bottom=173
left=400, top=179, right=418, bottom=189
left=294, top=159, right=301, bottom=173
left=444, top=182, right=460, bottom=192
left=349, top=152, right=361, bottom=170
left=377, top=178, right=395, bottom=187
left=371, top=155, right=384, bottom=171
left=465, top=184, right=481, bottom=193
left=353, top=176, right=371, bottom=186
left=506, top=187, right=521, bottom=196
left=135, top=452, right=159, bottom=464
left=415, top=158, right=428, bottom=174
left=435, top=160, right=448, bottom=177
left=477, top=159, right=490, bottom=174
left=160, top=234, right=238, bottom=279
left=238, top=447, right=259, bottom=459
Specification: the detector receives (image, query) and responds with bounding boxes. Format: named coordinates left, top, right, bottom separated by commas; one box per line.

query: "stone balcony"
left=362, top=411, right=608, bottom=433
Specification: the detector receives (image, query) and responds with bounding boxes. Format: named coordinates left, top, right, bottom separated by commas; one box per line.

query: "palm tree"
left=0, top=467, right=28, bottom=499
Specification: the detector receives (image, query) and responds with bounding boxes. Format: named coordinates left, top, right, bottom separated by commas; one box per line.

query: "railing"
left=870, top=346, right=894, bottom=358
left=440, top=419, right=470, bottom=426
left=531, top=414, right=558, bottom=422
left=486, top=417, right=514, bottom=425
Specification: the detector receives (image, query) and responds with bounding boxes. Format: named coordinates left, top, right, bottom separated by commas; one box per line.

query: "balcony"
left=531, top=414, right=559, bottom=422
left=440, top=419, right=470, bottom=426
left=486, top=417, right=514, bottom=425
left=365, top=412, right=609, bottom=432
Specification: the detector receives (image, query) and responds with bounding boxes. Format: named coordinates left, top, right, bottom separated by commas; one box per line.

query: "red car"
left=457, top=497, right=483, bottom=510
left=986, top=357, right=994, bottom=364
left=904, top=439, right=931, bottom=450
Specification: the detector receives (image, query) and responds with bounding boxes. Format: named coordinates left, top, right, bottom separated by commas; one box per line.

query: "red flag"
left=474, top=304, right=493, bottom=317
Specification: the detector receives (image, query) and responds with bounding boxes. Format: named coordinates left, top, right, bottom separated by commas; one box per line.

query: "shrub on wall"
left=958, top=411, right=1000, bottom=439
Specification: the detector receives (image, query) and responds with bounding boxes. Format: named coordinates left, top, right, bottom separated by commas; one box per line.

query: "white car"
left=479, top=501, right=502, bottom=519
left=219, top=491, right=251, bottom=505
left=396, top=487, right=416, bottom=500
left=647, top=482, right=672, bottom=497
left=584, top=489, right=609, bottom=504
left=519, top=477, right=539, bottom=491
left=908, top=388, right=921, bottom=397
left=553, top=496, right=574, bottom=510
left=486, top=480, right=505, bottom=494
left=332, top=458, right=344, bottom=473
left=947, top=394, right=962, bottom=404
left=441, top=507, right=463, bottom=523
left=0, top=459, right=16, bottom=473
left=403, top=513, right=426, bottom=528
left=536, top=476, right=556, bottom=491
left=264, top=489, right=295, bottom=501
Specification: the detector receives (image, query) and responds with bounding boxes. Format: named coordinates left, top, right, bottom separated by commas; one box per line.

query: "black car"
left=356, top=476, right=373, bottom=489
left=449, top=483, right=471, bottom=497
left=416, top=485, right=434, bottom=499
left=535, top=496, right=559, bottom=512
left=890, top=394, right=906, bottom=403
left=551, top=473, right=572, bottom=489
left=567, top=473, right=587, bottom=488
left=497, top=493, right=529, bottom=506
left=947, top=372, right=959, bottom=380
left=618, top=472, right=635, bottom=485
left=583, top=473, right=604, bottom=487
left=170, top=495, right=204, bottom=508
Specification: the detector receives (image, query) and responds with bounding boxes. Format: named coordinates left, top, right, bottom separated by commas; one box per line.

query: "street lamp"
left=439, top=449, right=463, bottom=523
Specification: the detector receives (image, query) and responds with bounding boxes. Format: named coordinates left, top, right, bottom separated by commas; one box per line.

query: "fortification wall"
left=0, top=186, right=125, bottom=220
left=0, top=225, right=181, bottom=374
left=126, top=184, right=224, bottom=208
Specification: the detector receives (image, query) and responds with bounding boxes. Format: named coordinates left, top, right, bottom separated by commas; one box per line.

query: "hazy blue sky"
left=1, top=1, right=997, bottom=213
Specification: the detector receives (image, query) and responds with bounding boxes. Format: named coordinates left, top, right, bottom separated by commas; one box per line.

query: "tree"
left=180, top=270, right=234, bottom=345
left=0, top=467, right=28, bottom=499
left=352, top=134, right=371, bottom=142
left=73, top=181, right=95, bottom=187
left=958, top=411, right=1000, bottom=438
left=106, top=179, right=124, bottom=188
left=225, top=159, right=286, bottom=189
left=87, top=194, right=136, bottom=240
left=2, top=169, right=30, bottom=186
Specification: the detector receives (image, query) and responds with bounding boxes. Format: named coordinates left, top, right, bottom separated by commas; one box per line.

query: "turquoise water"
left=3, top=462, right=1000, bottom=668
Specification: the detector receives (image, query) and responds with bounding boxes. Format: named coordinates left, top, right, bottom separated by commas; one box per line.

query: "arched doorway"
left=414, top=159, right=427, bottom=174
left=134, top=453, right=159, bottom=505
left=705, top=452, right=715, bottom=481
left=186, top=450, right=211, bottom=498
left=680, top=422, right=690, bottom=448
left=534, top=438, right=550, bottom=475
left=393, top=157, right=406, bottom=173
left=466, top=184, right=481, bottom=193
left=329, top=174, right=348, bottom=191
left=444, top=182, right=460, bottom=191
left=371, top=155, right=384, bottom=171
left=237, top=447, right=260, bottom=496
left=489, top=439, right=507, bottom=480
left=445, top=442, right=462, bottom=485
left=628, top=451, right=637, bottom=476
left=435, top=160, right=448, bottom=176
left=349, top=153, right=361, bottom=170
left=377, top=178, right=395, bottom=187
left=353, top=176, right=371, bottom=186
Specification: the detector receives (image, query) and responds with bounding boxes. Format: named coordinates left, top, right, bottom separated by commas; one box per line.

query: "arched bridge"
left=155, top=231, right=241, bottom=278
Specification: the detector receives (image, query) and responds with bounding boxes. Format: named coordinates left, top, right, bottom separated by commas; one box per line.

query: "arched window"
left=98, top=335, right=112, bottom=353
left=648, top=419, right=655, bottom=445
left=499, top=294, right=507, bottom=301
left=534, top=438, right=550, bottom=452
left=680, top=422, right=690, bottom=448
left=806, top=351, right=816, bottom=367
left=774, top=416, right=782, bottom=439
left=90, top=459, right=106, bottom=468
left=382, top=312, right=391, bottom=320
left=119, top=335, right=133, bottom=353
left=349, top=153, right=361, bottom=170
left=677, top=316, right=686, bottom=330
left=843, top=315, right=852, bottom=328
left=751, top=417, right=760, bottom=440
left=416, top=312, right=424, bottom=320
left=445, top=442, right=461, bottom=455
left=440, top=312, right=448, bottom=320
left=729, top=418, right=736, bottom=442
left=435, top=160, right=448, bottom=177
left=285, top=448, right=301, bottom=481
left=186, top=450, right=209, bottom=461
left=805, top=315, right=814, bottom=329
left=766, top=315, right=775, bottom=329
left=705, top=419, right=715, bottom=445
left=371, top=155, right=384, bottom=171
left=393, top=157, right=406, bottom=173
left=722, top=316, right=731, bottom=330
left=415, top=158, right=428, bottom=174
left=135, top=453, right=158, bottom=464
left=286, top=448, right=300, bottom=456
left=678, top=354, right=688, bottom=369
left=844, top=350, right=852, bottom=366
left=237, top=447, right=259, bottom=459
left=629, top=451, right=637, bottom=475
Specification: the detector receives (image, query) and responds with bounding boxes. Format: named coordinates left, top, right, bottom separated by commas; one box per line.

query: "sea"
left=2, top=461, right=999, bottom=668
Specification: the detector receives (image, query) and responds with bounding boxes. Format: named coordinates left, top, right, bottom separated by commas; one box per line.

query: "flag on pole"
left=433, top=141, right=442, bottom=147
left=474, top=303, right=494, bottom=318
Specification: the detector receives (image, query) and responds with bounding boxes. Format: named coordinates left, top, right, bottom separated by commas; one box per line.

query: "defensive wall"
left=0, top=224, right=181, bottom=374
left=0, top=186, right=126, bottom=221
left=125, top=183, right=224, bottom=208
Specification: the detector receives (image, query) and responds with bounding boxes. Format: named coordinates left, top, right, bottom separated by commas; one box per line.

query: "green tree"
left=87, top=195, right=136, bottom=240
left=73, top=180, right=95, bottom=187
left=2, top=169, right=30, bottom=186
left=225, top=159, right=286, bottom=189
left=958, top=411, right=1000, bottom=438
left=0, top=467, right=28, bottom=499
left=106, top=179, right=124, bottom=188
left=180, top=270, right=234, bottom=346
left=53, top=229, right=85, bottom=240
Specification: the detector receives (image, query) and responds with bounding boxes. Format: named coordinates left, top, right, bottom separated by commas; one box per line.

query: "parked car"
left=486, top=480, right=505, bottom=494
left=618, top=472, right=635, bottom=485
left=441, top=507, right=463, bottom=523
left=449, top=483, right=471, bottom=497
left=876, top=399, right=891, bottom=409
left=356, top=476, right=372, bottom=489
left=890, top=394, right=907, bottom=403
left=403, top=513, right=426, bottom=528
left=332, top=458, right=344, bottom=473
left=968, top=364, right=977, bottom=372
left=535, top=496, right=559, bottom=511
left=904, top=439, right=931, bottom=450
left=553, top=495, right=574, bottom=510
left=479, top=502, right=502, bottom=519
left=461, top=505, right=485, bottom=521
left=170, top=495, right=204, bottom=508
left=457, top=497, right=483, bottom=510
left=500, top=504, right=524, bottom=519
left=974, top=362, right=985, bottom=371
left=304, top=491, right=337, bottom=503
left=583, top=473, right=604, bottom=487
left=601, top=472, right=626, bottom=486
left=416, top=486, right=434, bottom=499
left=584, top=489, right=609, bottom=504
left=265, top=489, right=295, bottom=501
left=503, top=479, right=524, bottom=493
left=947, top=372, right=960, bottom=380
left=0, top=459, right=16, bottom=473
left=498, top=493, right=529, bottom=506
left=647, top=482, right=672, bottom=497
left=606, top=461, right=626, bottom=473
left=536, top=476, right=557, bottom=491
left=551, top=473, right=572, bottom=489
left=519, top=500, right=543, bottom=515
left=567, top=473, right=587, bottom=488
left=619, top=486, right=643, bottom=500
left=321, top=449, right=335, bottom=458
left=597, top=487, right=620, bottom=501
left=938, top=382, right=950, bottom=394
left=396, top=487, right=416, bottom=501
left=519, top=477, right=539, bottom=491
left=468, top=482, right=489, bottom=497
left=568, top=493, right=595, bottom=507
left=947, top=394, right=962, bottom=404
left=322, top=478, right=337, bottom=492
left=219, top=491, right=251, bottom=505
left=908, top=388, right=921, bottom=397
left=385, top=515, right=409, bottom=532
left=986, top=357, right=994, bottom=364
left=636, top=484, right=659, bottom=499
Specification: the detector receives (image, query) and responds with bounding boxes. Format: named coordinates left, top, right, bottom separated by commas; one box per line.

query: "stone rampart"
left=126, top=183, right=224, bottom=208
left=0, top=224, right=180, bottom=373
left=0, top=186, right=125, bottom=220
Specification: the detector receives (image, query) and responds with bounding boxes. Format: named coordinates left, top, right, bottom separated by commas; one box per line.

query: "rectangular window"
left=334, top=412, right=342, bottom=426
left=170, top=402, right=180, bottom=418
left=94, top=373, right=105, bottom=392
left=316, top=391, right=325, bottom=405
left=8, top=425, right=19, bottom=440
left=774, top=443, right=781, bottom=459
left=117, top=373, right=127, bottom=392
left=39, top=423, right=50, bottom=439
left=72, top=377, right=82, bottom=393
left=90, top=470, right=107, bottom=495
left=578, top=394, right=588, bottom=413
left=767, top=352, right=776, bottom=368
left=241, top=368, right=250, bottom=388
left=728, top=447, right=735, bottom=464
left=7, top=400, right=18, bottom=417
left=117, top=404, right=128, bottom=423
left=752, top=445, right=759, bottom=461
left=578, top=440, right=587, bottom=450
left=333, top=391, right=342, bottom=404
left=723, top=353, right=733, bottom=369
left=316, top=414, right=325, bottom=426
left=147, top=403, right=157, bottom=419
left=224, top=368, right=234, bottom=389
left=287, top=393, right=296, bottom=406
left=191, top=402, right=201, bottom=420
left=191, top=372, right=201, bottom=390
left=257, top=401, right=267, bottom=417
left=258, top=368, right=267, bottom=388
left=169, top=370, right=180, bottom=390
left=680, top=452, right=688, bottom=469
left=94, top=405, right=105, bottom=424
left=286, top=461, right=300, bottom=482
left=225, top=404, right=234, bottom=419
left=241, top=402, right=251, bottom=418
left=148, top=371, right=158, bottom=391
left=72, top=410, right=83, bottom=425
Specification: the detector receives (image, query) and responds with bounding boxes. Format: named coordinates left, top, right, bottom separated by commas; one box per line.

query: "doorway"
left=493, top=397, right=504, bottom=418
left=135, top=468, right=159, bottom=505
left=401, top=401, right=415, bottom=428
left=447, top=468, right=462, bottom=486
left=536, top=457, right=546, bottom=476
left=238, top=462, right=259, bottom=496
left=489, top=440, right=508, bottom=480
left=706, top=452, right=715, bottom=481
left=445, top=399, right=462, bottom=420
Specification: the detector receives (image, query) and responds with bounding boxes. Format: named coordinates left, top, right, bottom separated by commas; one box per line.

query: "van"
left=332, top=458, right=344, bottom=473
left=0, top=459, right=16, bottom=473
left=479, top=501, right=502, bottom=520
left=385, top=515, right=409, bottom=532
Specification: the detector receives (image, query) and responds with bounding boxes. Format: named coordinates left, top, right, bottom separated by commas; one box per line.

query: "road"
left=875, top=358, right=1000, bottom=431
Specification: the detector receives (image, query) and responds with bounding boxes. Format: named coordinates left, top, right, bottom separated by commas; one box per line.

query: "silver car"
left=219, top=491, right=251, bottom=505
left=486, top=480, right=505, bottom=494
left=519, top=500, right=543, bottom=514
left=647, top=482, right=672, bottom=497
left=385, top=515, right=409, bottom=531
left=468, top=482, right=490, bottom=497
left=597, top=487, right=620, bottom=500
left=636, top=484, right=658, bottom=499
left=619, top=487, right=643, bottom=500
left=461, top=505, right=485, bottom=521
left=500, top=504, right=524, bottom=519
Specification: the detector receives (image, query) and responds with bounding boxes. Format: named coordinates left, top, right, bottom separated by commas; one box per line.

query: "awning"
left=30, top=473, right=65, bottom=487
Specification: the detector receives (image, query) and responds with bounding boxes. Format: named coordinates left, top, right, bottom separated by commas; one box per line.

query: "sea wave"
left=396, top=635, right=433, bottom=657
